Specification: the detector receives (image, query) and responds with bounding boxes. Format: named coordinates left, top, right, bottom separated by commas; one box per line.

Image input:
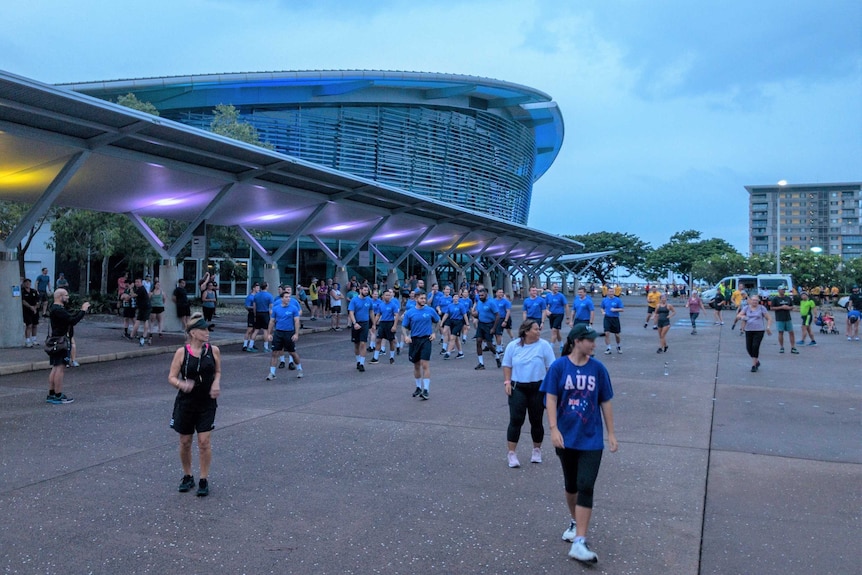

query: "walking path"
left=1, top=296, right=858, bottom=574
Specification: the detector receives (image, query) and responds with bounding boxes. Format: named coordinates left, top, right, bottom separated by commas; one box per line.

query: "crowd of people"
left=28, top=270, right=862, bottom=564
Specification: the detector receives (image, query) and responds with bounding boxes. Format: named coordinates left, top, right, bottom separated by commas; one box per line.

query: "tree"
left=210, top=104, right=274, bottom=150
left=744, top=253, right=776, bottom=275
left=48, top=210, right=162, bottom=294
left=692, top=252, right=747, bottom=285
left=0, top=200, right=53, bottom=278
left=778, top=247, right=843, bottom=289
left=646, top=230, right=740, bottom=286
left=564, top=232, right=652, bottom=284
left=116, top=93, right=160, bottom=116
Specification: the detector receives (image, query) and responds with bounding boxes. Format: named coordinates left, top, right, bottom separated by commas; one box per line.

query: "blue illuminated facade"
left=63, top=71, right=564, bottom=226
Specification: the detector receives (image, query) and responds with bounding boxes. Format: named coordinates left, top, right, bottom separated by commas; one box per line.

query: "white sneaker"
left=296, top=371, right=304, bottom=378
left=530, top=447, right=542, bottom=463
left=568, top=539, right=598, bottom=563
left=617, top=347, right=622, bottom=354
left=507, top=451, right=520, bottom=468
left=561, top=520, right=577, bottom=542
left=603, top=348, right=612, bottom=355
left=266, top=373, right=276, bottom=381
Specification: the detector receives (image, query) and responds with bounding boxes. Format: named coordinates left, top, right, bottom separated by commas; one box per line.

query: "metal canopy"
left=0, top=69, right=582, bottom=261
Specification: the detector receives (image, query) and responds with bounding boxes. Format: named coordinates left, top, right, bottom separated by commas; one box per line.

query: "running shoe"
left=456, top=353, right=464, bottom=359
left=495, top=356, right=502, bottom=368
left=617, top=347, right=622, bottom=354
left=369, top=358, right=380, bottom=364
left=412, top=387, right=422, bottom=397
left=443, top=353, right=450, bottom=360
left=278, top=361, right=286, bottom=369
left=196, top=478, right=209, bottom=497
left=790, top=348, right=799, bottom=354
left=779, top=348, right=785, bottom=353
left=297, top=371, right=304, bottom=379
left=604, top=348, right=612, bottom=355
left=389, top=357, right=395, bottom=364
left=568, top=539, right=598, bottom=563
left=562, top=520, right=577, bottom=542
left=474, top=363, right=485, bottom=370
left=530, top=447, right=542, bottom=463
left=808, top=341, right=817, bottom=346
left=288, top=363, right=296, bottom=370
left=420, top=389, right=429, bottom=400
left=358, top=364, right=365, bottom=372
left=266, top=373, right=276, bottom=381
left=178, top=475, right=195, bottom=493
left=507, top=451, right=520, bottom=468
left=53, top=394, right=74, bottom=404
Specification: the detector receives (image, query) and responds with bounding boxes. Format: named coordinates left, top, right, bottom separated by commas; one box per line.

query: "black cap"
left=186, top=318, right=214, bottom=333
left=567, top=324, right=601, bottom=341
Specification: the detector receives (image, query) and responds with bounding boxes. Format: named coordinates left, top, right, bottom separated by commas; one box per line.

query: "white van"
left=701, top=274, right=794, bottom=305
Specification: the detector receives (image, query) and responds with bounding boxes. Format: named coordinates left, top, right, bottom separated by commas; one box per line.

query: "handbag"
left=44, top=335, right=69, bottom=355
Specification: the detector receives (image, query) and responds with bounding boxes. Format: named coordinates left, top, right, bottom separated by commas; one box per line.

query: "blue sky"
left=2, top=0, right=860, bottom=253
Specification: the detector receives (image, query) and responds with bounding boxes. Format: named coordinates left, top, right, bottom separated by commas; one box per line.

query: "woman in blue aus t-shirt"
left=540, top=323, right=618, bottom=564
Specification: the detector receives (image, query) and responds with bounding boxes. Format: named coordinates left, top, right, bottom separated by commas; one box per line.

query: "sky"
left=2, top=0, right=860, bottom=254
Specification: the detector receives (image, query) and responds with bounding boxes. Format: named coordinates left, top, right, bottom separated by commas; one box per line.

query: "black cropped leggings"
left=745, top=330, right=765, bottom=359
left=506, top=382, right=545, bottom=444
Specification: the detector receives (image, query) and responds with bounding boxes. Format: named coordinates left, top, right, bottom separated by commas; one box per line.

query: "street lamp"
left=776, top=180, right=787, bottom=274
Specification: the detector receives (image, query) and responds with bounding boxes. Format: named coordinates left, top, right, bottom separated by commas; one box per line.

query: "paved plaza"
left=0, top=297, right=859, bottom=574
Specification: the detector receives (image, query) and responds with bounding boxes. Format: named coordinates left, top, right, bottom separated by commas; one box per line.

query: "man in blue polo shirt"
left=348, top=284, right=373, bottom=372
left=472, top=287, right=500, bottom=369
left=253, top=282, right=274, bottom=352
left=402, top=292, right=440, bottom=400
left=545, top=283, right=569, bottom=352
left=266, top=287, right=303, bottom=380
left=601, top=290, right=625, bottom=354
left=371, top=289, right=401, bottom=365
left=522, top=285, right=547, bottom=332
left=571, top=286, right=595, bottom=327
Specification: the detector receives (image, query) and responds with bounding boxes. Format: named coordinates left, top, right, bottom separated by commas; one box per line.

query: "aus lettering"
left=564, top=374, right=596, bottom=391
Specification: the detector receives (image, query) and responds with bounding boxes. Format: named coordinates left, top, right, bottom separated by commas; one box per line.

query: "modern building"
left=62, top=70, right=564, bottom=227
left=746, top=182, right=862, bottom=261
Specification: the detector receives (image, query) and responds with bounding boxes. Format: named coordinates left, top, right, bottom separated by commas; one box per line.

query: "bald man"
left=46, top=289, right=90, bottom=404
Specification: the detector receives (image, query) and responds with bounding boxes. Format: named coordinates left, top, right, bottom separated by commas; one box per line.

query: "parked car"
left=701, top=274, right=794, bottom=305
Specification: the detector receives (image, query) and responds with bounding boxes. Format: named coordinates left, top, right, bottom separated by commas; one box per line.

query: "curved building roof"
left=61, top=70, right=565, bottom=182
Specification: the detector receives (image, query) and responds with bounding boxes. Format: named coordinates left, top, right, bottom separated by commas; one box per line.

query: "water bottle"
left=663, top=362, right=669, bottom=376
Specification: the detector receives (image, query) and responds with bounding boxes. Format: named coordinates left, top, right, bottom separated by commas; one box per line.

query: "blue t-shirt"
left=253, top=291, right=274, bottom=313
left=540, top=357, right=614, bottom=450
left=36, top=274, right=51, bottom=293
left=546, top=292, right=568, bottom=315
left=376, top=299, right=401, bottom=322
left=572, top=296, right=595, bottom=321
left=601, top=296, right=623, bottom=318
left=244, top=293, right=255, bottom=310
left=523, top=296, right=547, bottom=319
left=475, top=298, right=499, bottom=324
left=494, top=296, right=512, bottom=319
left=271, top=299, right=302, bottom=331
left=435, top=294, right=452, bottom=314
left=349, top=295, right=373, bottom=322
left=444, top=301, right=464, bottom=321
left=402, top=305, right=440, bottom=337
left=460, top=297, right=473, bottom=317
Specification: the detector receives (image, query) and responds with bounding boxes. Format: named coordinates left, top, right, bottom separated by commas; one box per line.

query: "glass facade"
left=171, top=105, right=536, bottom=225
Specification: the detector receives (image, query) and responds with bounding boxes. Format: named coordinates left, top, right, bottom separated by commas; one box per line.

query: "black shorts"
left=549, top=313, right=564, bottom=330
left=603, top=317, right=621, bottom=334
left=254, top=312, right=270, bottom=330
left=647, top=306, right=656, bottom=314
left=331, top=305, right=341, bottom=314
left=801, top=314, right=812, bottom=327
left=271, top=330, right=297, bottom=352
left=246, top=310, right=255, bottom=328
left=449, top=320, right=463, bottom=336
left=151, top=306, right=165, bottom=315
left=376, top=320, right=396, bottom=341
left=476, top=321, right=494, bottom=342
left=23, top=311, right=39, bottom=326
left=171, top=395, right=217, bottom=435
left=408, top=337, right=432, bottom=363
left=136, top=307, right=151, bottom=322
left=123, top=306, right=135, bottom=319
left=48, top=348, right=70, bottom=367
left=351, top=321, right=369, bottom=343
left=176, top=304, right=191, bottom=318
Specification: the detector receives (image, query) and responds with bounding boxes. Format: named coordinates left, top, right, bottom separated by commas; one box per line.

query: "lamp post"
left=776, top=180, right=787, bottom=274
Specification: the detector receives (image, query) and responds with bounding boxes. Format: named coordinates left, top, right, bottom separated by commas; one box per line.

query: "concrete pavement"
left=0, top=296, right=859, bottom=574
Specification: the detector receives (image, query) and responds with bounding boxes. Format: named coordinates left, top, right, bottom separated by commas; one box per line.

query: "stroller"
left=816, top=309, right=839, bottom=335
